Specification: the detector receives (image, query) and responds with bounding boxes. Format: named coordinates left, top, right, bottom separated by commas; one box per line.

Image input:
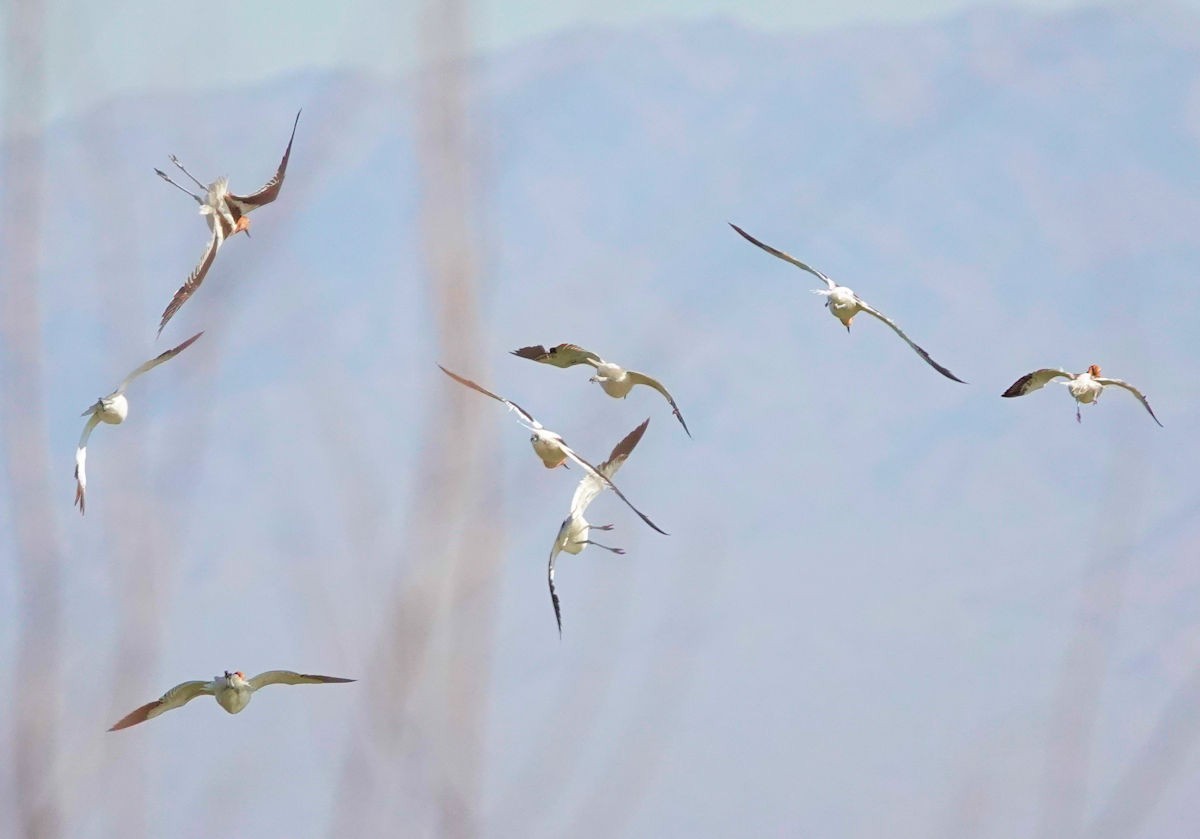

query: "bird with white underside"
left=74, top=331, right=203, bottom=515
left=511, top=343, right=691, bottom=437
left=438, top=365, right=667, bottom=535
left=109, top=669, right=354, bottom=730
left=729, top=223, right=966, bottom=383
left=1002, top=364, right=1162, bottom=426
left=154, top=109, right=301, bottom=335
left=548, top=417, right=651, bottom=637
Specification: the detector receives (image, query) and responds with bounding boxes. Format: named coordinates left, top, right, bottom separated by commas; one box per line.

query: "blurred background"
left=2, top=0, right=1199, bottom=837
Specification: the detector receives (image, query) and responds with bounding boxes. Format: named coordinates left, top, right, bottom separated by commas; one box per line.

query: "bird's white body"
left=92, top=394, right=129, bottom=425
left=1064, top=371, right=1104, bottom=405
left=591, top=362, right=636, bottom=398
left=531, top=429, right=569, bottom=468
left=819, top=285, right=861, bottom=327
left=213, top=672, right=254, bottom=714
left=553, top=516, right=591, bottom=557
left=200, top=176, right=236, bottom=232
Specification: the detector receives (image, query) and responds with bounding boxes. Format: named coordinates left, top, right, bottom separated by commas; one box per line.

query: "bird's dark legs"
left=170, top=154, right=208, bottom=190
left=155, top=168, right=203, bottom=204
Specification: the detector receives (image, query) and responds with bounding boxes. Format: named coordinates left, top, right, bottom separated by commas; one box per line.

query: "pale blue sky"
left=0, top=0, right=1156, bottom=124
left=4, top=2, right=1200, bottom=837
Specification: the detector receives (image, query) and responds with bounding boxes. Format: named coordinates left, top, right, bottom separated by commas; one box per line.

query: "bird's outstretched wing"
left=728, top=223, right=836, bottom=289
left=74, top=413, right=102, bottom=515
left=438, top=365, right=543, bottom=429
left=119, top=332, right=204, bottom=392
left=1002, top=368, right=1073, bottom=397
left=570, top=418, right=650, bottom=518
left=511, top=343, right=602, bottom=369
left=547, top=530, right=568, bottom=637
left=1095, top=377, right=1163, bottom=427
left=109, top=680, right=214, bottom=731
left=248, top=670, right=355, bottom=690
left=854, top=298, right=966, bottom=383
left=626, top=371, right=690, bottom=436
left=556, top=439, right=666, bottom=535
left=226, top=109, right=301, bottom=210
left=158, top=223, right=223, bottom=335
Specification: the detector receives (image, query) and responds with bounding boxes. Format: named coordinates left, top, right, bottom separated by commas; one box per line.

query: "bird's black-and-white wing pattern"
left=74, top=413, right=102, bottom=515
left=625, top=371, right=691, bottom=437
left=109, top=680, right=214, bottom=731
left=550, top=419, right=650, bottom=636
left=1001, top=368, right=1073, bottom=398
left=1094, top=377, right=1163, bottom=426
left=569, top=417, right=650, bottom=518
left=119, top=332, right=205, bottom=391
left=728, top=223, right=836, bottom=289
left=226, top=109, right=301, bottom=212
left=247, top=670, right=355, bottom=690
left=553, top=439, right=666, bottom=535
left=158, top=218, right=223, bottom=334
left=510, top=343, right=602, bottom=369
left=855, top=298, right=966, bottom=383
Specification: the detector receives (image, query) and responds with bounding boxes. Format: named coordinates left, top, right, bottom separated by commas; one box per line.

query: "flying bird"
left=109, top=669, right=354, bottom=730
left=154, top=109, right=301, bottom=334
left=729, top=223, right=966, bottom=383
left=1001, top=364, right=1162, bottom=426
left=511, top=343, right=691, bottom=437
left=548, top=418, right=649, bottom=636
left=75, top=332, right=203, bottom=515
left=438, top=365, right=667, bottom=535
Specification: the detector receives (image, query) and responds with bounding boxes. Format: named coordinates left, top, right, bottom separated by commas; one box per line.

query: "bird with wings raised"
left=438, top=365, right=667, bottom=535
left=548, top=418, right=650, bottom=637
left=511, top=343, right=691, bottom=437
left=1002, top=364, right=1162, bottom=426
left=729, top=223, right=966, bottom=383
left=154, top=109, right=301, bottom=335
left=74, top=332, right=203, bottom=515
left=109, top=669, right=354, bottom=730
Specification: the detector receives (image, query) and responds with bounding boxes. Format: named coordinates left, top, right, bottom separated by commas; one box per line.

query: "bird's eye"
left=530, top=435, right=537, bottom=443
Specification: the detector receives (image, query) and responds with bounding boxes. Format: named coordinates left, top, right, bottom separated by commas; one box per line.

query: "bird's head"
left=1087, top=364, right=1102, bottom=377
left=235, top=217, right=251, bottom=238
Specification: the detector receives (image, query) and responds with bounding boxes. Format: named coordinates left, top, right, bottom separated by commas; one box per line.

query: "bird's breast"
left=215, top=687, right=252, bottom=715
left=598, top=377, right=632, bottom=398
left=1069, top=380, right=1101, bottom=403
left=531, top=434, right=566, bottom=467
left=99, top=395, right=129, bottom=424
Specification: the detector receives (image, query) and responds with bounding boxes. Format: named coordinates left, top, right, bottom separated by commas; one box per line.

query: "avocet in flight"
left=548, top=418, right=650, bottom=636
left=729, top=223, right=966, bottom=383
left=438, top=365, right=667, bottom=535
left=154, top=110, right=301, bottom=334
left=109, top=669, right=353, bottom=730
left=1002, top=364, right=1162, bottom=426
left=511, top=343, right=691, bottom=437
left=74, top=332, right=203, bottom=515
